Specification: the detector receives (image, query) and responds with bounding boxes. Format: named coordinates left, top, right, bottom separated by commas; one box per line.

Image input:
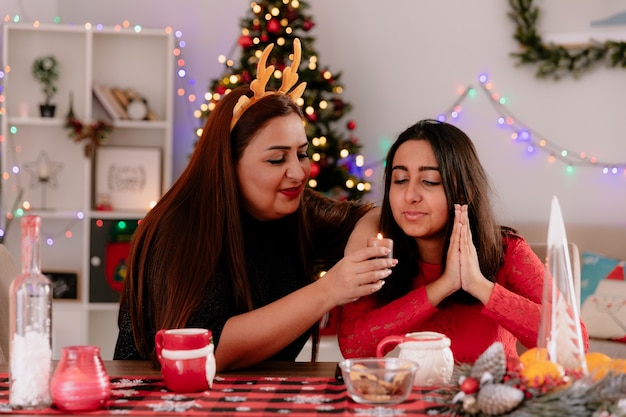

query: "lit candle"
left=38, top=163, right=49, bottom=180
left=367, top=233, right=393, bottom=258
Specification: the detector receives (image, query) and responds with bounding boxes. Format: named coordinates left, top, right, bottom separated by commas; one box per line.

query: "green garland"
left=508, top=0, right=626, bottom=79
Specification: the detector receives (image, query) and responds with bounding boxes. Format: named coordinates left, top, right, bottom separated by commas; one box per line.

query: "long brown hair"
left=121, top=86, right=372, bottom=358
left=379, top=119, right=504, bottom=304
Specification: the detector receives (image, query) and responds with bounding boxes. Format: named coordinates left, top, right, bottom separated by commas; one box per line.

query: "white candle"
left=38, top=163, right=49, bottom=179
left=367, top=233, right=393, bottom=258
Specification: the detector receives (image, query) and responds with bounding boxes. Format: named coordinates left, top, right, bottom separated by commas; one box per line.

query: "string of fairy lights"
left=0, top=16, right=199, bottom=244
left=434, top=73, right=626, bottom=176
left=1, top=17, right=624, bottom=245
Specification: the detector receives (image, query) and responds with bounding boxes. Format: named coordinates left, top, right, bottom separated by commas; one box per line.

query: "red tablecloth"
left=0, top=374, right=443, bottom=415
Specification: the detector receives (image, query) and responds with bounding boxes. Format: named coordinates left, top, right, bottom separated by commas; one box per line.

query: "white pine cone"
left=471, top=342, right=506, bottom=383
left=476, top=383, right=524, bottom=415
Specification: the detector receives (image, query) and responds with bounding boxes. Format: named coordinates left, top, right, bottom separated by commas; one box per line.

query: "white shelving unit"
left=1, top=22, right=174, bottom=359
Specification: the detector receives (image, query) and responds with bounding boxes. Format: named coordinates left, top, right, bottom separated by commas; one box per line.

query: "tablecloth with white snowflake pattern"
left=0, top=374, right=444, bottom=415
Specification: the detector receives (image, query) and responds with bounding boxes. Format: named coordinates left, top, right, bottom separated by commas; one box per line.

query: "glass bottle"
left=9, top=215, right=53, bottom=409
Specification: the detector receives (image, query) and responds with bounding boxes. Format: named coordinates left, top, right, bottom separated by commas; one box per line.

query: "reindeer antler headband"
left=230, top=38, right=307, bottom=131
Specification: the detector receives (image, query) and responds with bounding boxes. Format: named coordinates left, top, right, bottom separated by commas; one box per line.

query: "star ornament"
left=24, top=151, right=64, bottom=188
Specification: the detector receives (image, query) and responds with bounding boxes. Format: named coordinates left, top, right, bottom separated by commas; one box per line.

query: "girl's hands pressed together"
left=457, top=204, right=494, bottom=304
left=425, top=205, right=463, bottom=306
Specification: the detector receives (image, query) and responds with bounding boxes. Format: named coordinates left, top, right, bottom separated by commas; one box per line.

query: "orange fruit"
left=585, top=352, right=612, bottom=380
left=520, top=359, right=565, bottom=388
left=609, top=359, right=626, bottom=374
left=519, top=347, right=549, bottom=369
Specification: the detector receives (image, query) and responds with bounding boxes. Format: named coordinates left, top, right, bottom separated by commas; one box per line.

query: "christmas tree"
left=197, top=0, right=371, bottom=201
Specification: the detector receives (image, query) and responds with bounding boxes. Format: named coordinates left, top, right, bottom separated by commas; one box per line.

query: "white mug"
left=376, top=331, right=454, bottom=386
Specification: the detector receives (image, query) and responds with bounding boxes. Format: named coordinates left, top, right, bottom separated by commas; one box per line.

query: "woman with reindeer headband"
left=114, top=39, right=395, bottom=371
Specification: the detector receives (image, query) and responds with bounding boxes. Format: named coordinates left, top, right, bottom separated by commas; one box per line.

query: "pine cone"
left=476, top=383, right=524, bottom=415
left=471, top=342, right=506, bottom=383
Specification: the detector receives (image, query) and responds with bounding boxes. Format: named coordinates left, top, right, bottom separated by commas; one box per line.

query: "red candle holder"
left=50, top=345, right=111, bottom=412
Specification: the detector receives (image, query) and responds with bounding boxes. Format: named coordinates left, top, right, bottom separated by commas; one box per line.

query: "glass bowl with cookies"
left=338, top=357, right=418, bottom=405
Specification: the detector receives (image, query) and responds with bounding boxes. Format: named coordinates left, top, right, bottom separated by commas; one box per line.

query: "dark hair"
left=121, top=86, right=372, bottom=360
left=379, top=119, right=504, bottom=304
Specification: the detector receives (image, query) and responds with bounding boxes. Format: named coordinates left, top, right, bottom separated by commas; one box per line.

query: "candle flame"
left=377, top=233, right=383, bottom=239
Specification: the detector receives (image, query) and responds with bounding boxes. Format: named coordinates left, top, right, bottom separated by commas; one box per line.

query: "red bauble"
left=238, top=35, right=253, bottom=48
left=241, top=71, right=252, bottom=84
left=459, top=377, right=479, bottom=394
left=286, top=8, right=299, bottom=21
left=306, top=112, right=318, bottom=122
left=303, top=19, right=315, bottom=31
left=267, top=19, right=281, bottom=34
left=260, top=33, right=269, bottom=43
left=215, top=85, right=227, bottom=95
left=309, top=162, right=320, bottom=178
left=347, top=120, right=356, bottom=131
left=506, top=356, right=523, bottom=374
left=332, top=98, right=345, bottom=112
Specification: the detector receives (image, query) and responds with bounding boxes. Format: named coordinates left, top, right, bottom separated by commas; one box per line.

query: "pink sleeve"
left=337, top=286, right=437, bottom=358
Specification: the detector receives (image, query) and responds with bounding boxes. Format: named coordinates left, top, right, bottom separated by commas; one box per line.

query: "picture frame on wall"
left=43, top=270, right=80, bottom=301
left=94, top=146, right=162, bottom=211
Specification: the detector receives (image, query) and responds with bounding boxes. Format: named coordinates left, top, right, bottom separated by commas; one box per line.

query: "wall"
left=4, top=0, right=626, bottom=233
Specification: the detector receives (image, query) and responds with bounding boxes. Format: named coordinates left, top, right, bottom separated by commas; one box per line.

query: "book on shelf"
left=93, top=83, right=128, bottom=120
left=111, top=88, right=129, bottom=109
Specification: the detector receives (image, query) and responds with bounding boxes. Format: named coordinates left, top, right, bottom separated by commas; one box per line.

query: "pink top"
left=338, top=235, right=589, bottom=363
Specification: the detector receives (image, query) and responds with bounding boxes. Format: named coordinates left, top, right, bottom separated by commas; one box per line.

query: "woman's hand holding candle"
left=367, top=233, right=394, bottom=259
left=317, top=241, right=397, bottom=304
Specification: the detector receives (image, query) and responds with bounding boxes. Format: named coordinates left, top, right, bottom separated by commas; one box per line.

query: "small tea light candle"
left=367, top=233, right=393, bottom=258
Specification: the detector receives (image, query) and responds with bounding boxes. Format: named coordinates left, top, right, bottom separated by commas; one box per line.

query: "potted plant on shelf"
left=32, top=55, right=60, bottom=117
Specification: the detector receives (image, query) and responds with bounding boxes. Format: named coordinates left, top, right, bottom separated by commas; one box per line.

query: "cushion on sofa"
left=580, top=251, right=626, bottom=343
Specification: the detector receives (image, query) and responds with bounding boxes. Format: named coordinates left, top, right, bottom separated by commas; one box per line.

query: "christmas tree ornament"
left=238, top=35, right=253, bottom=48
left=285, top=8, right=299, bottom=22
left=309, top=161, right=320, bottom=179
left=266, top=18, right=280, bottom=34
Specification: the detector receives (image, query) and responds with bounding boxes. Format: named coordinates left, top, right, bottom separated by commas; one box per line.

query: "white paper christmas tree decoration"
left=537, top=196, right=587, bottom=373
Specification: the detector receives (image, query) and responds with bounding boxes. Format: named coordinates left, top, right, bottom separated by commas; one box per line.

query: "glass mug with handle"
left=155, top=328, right=216, bottom=392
